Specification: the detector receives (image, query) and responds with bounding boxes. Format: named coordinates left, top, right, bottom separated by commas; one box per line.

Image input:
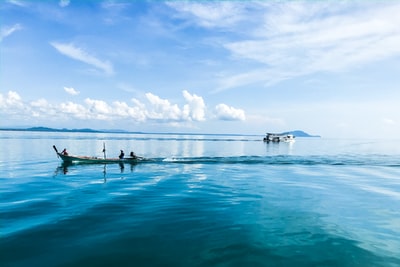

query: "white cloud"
left=50, top=42, right=114, bottom=75
left=6, top=91, right=21, bottom=103
left=30, top=99, right=58, bottom=117
left=30, top=98, right=49, bottom=108
left=60, top=101, right=88, bottom=119
left=101, top=1, right=130, bottom=10
left=182, top=90, right=205, bottom=121
left=215, top=103, right=245, bottom=121
left=145, top=93, right=181, bottom=121
left=0, top=90, right=247, bottom=126
left=170, top=2, right=400, bottom=91
left=59, top=0, right=70, bottom=8
left=0, top=91, right=23, bottom=108
left=383, top=118, right=396, bottom=125
left=221, top=2, right=400, bottom=89
left=85, top=98, right=112, bottom=120
left=0, top=91, right=30, bottom=118
left=112, top=101, right=147, bottom=121
left=142, top=91, right=206, bottom=122
left=6, top=0, right=27, bottom=7
left=64, top=87, right=80, bottom=95
left=0, top=24, right=22, bottom=42
left=167, top=1, right=246, bottom=29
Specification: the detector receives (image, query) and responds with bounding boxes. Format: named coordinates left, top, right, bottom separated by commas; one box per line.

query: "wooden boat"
left=53, top=145, right=145, bottom=164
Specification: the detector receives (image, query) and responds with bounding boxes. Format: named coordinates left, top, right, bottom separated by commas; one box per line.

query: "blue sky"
left=1, top=0, right=400, bottom=137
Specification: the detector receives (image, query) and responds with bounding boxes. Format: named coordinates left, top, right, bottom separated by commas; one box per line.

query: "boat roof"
left=266, top=133, right=294, bottom=135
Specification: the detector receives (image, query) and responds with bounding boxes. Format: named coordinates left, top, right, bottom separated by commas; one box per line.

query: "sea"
left=1, top=130, right=400, bottom=267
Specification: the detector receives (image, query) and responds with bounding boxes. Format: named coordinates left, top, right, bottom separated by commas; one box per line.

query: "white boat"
left=263, top=133, right=295, bottom=143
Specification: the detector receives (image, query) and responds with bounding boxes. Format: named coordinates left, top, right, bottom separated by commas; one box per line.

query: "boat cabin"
left=263, top=133, right=295, bottom=143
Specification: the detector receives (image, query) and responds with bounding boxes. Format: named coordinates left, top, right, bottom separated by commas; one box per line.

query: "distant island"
left=281, top=130, right=321, bottom=138
left=0, top=126, right=320, bottom=137
left=0, top=126, right=139, bottom=134
left=2, top=126, right=103, bottom=133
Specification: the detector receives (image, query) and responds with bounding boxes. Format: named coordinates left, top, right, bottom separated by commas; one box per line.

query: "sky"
left=1, top=0, right=400, bottom=138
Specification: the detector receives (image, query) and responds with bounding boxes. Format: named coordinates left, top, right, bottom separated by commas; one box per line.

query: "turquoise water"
left=1, top=131, right=400, bottom=267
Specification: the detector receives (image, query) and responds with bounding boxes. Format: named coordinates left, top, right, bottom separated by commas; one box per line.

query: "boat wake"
left=160, top=155, right=400, bottom=167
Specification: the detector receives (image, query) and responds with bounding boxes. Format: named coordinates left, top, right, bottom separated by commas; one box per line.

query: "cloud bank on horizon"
left=0, top=89, right=245, bottom=126
left=1, top=1, right=400, bottom=136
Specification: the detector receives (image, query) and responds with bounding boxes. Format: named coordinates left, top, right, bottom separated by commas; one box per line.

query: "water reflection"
left=54, top=162, right=137, bottom=181
left=264, top=140, right=294, bottom=155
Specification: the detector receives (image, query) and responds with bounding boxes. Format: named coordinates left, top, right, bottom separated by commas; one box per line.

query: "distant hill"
left=282, top=130, right=320, bottom=137
left=27, top=127, right=102, bottom=133
left=0, top=126, right=102, bottom=133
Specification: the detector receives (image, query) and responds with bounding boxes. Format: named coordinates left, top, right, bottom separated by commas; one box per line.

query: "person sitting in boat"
left=130, top=151, right=136, bottom=158
left=119, top=150, right=125, bottom=159
left=61, top=148, right=68, bottom=155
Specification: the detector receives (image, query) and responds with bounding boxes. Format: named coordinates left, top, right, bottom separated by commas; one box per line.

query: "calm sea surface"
left=1, top=131, right=400, bottom=267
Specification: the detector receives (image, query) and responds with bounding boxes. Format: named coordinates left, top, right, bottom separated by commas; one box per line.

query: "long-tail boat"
left=53, top=145, right=144, bottom=164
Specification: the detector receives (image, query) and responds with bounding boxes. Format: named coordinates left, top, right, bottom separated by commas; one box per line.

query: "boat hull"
left=57, top=153, right=144, bottom=164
